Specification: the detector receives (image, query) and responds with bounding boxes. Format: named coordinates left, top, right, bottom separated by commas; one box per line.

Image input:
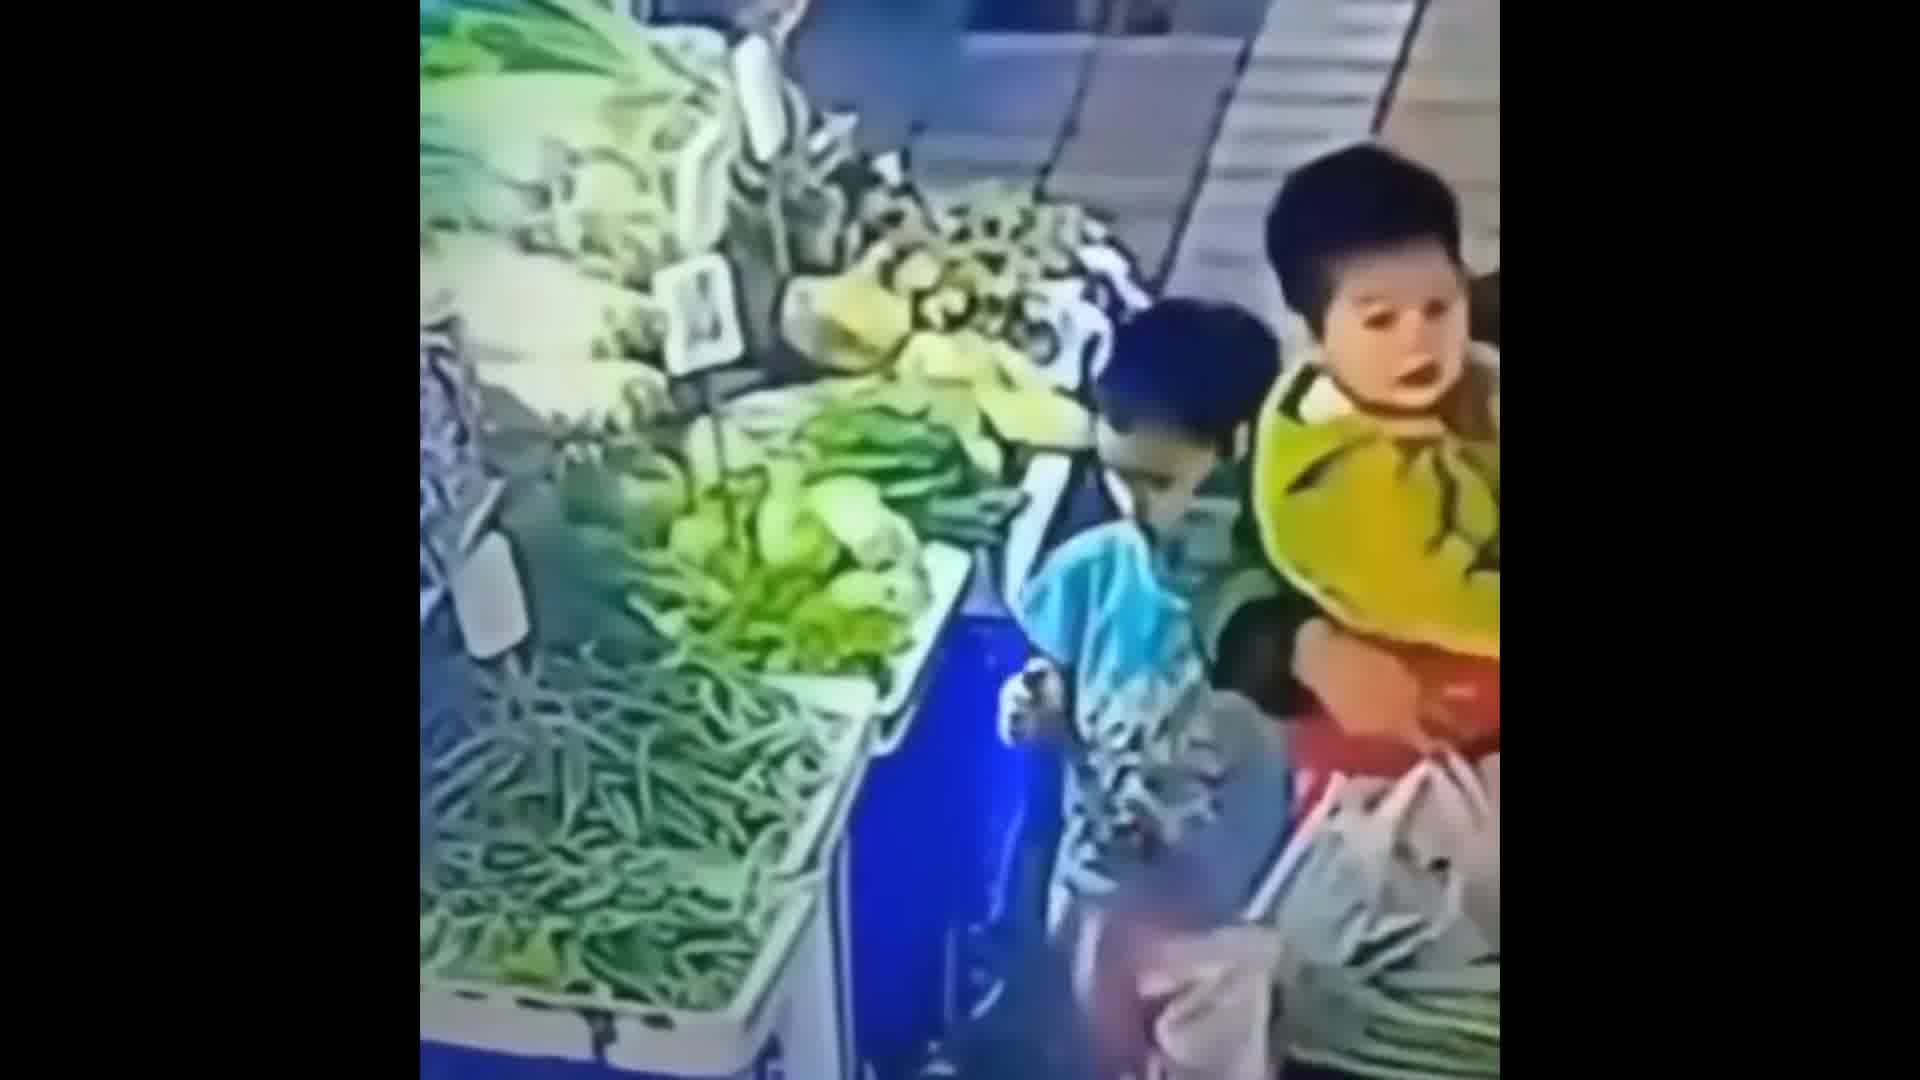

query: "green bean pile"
left=420, top=641, right=845, bottom=1010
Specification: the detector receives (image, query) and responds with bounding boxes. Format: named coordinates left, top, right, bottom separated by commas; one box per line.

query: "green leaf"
left=422, top=35, right=506, bottom=79
left=448, top=11, right=624, bottom=76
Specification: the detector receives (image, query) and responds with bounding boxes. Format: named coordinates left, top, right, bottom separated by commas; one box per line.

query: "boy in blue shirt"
left=998, top=298, right=1295, bottom=1080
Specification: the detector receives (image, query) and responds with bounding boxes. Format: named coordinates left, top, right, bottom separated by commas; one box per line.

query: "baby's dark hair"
left=1094, top=297, right=1280, bottom=456
left=1264, top=142, right=1464, bottom=338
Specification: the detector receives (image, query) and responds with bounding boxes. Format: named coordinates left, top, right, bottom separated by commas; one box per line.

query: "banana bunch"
left=771, top=180, right=1139, bottom=456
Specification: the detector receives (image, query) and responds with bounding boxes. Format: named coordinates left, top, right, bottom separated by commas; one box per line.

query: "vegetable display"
left=776, top=180, right=1152, bottom=460
left=424, top=396, right=901, bottom=1012
left=855, top=181, right=1117, bottom=343
left=420, top=0, right=1148, bottom=459
left=796, top=400, right=1028, bottom=550
left=420, top=639, right=849, bottom=1010
left=645, top=462, right=931, bottom=690
left=418, top=0, right=1141, bottom=1026
left=809, top=179, right=1146, bottom=370
left=421, top=0, right=743, bottom=372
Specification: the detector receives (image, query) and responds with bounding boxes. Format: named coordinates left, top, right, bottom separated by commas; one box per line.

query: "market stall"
left=418, top=3, right=1145, bottom=1076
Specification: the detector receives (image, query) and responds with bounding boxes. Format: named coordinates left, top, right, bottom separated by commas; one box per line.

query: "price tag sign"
left=656, top=253, right=746, bottom=379
left=871, top=150, right=907, bottom=189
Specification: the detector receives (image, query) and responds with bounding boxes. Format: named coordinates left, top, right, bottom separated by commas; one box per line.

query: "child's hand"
left=1294, top=619, right=1444, bottom=754
left=997, top=658, right=1069, bottom=746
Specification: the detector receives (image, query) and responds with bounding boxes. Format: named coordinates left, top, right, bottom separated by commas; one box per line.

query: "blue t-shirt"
left=1017, top=521, right=1293, bottom=927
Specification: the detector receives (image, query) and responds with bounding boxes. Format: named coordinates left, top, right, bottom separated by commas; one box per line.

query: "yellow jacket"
left=1250, top=347, right=1501, bottom=660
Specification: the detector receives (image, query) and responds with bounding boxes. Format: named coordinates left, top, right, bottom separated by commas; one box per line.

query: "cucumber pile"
left=796, top=400, right=1029, bottom=549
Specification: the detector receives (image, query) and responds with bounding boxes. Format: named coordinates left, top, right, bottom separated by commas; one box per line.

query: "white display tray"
left=870, top=542, right=973, bottom=755
left=421, top=894, right=815, bottom=1075
left=999, top=451, right=1075, bottom=612
left=421, top=675, right=876, bottom=1076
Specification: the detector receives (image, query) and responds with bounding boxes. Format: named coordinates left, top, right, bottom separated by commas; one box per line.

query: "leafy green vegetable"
left=421, top=0, right=742, bottom=297
left=557, top=450, right=688, bottom=545
left=795, top=401, right=1028, bottom=548
left=422, top=9, right=626, bottom=78
left=636, top=461, right=922, bottom=686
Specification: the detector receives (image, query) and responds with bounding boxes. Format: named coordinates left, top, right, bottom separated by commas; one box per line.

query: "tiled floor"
left=1381, top=0, right=1501, bottom=273
left=1044, top=35, right=1244, bottom=277
left=1163, top=0, right=1417, bottom=336
left=790, top=0, right=1498, bottom=316
left=905, top=35, right=1090, bottom=191
left=1163, top=0, right=1501, bottom=330
left=896, top=31, right=1249, bottom=279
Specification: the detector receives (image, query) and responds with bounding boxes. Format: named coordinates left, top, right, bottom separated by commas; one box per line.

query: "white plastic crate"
left=870, top=542, right=973, bottom=754
left=421, top=676, right=876, bottom=1077
left=420, top=986, right=600, bottom=1064
left=423, top=891, right=818, bottom=1077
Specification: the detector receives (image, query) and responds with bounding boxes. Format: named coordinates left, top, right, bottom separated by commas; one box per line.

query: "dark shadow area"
left=970, top=0, right=1090, bottom=32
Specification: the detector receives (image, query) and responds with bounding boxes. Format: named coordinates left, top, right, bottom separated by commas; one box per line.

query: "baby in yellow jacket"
left=1246, top=142, right=1502, bottom=1080
left=1247, top=143, right=1500, bottom=762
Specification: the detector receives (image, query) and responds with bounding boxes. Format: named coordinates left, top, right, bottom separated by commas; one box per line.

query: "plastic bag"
left=1266, top=757, right=1500, bottom=1078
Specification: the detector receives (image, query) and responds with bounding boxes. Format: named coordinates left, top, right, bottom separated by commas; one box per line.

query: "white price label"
left=871, top=150, right=906, bottom=189
left=450, top=531, right=530, bottom=661
left=657, top=253, right=746, bottom=378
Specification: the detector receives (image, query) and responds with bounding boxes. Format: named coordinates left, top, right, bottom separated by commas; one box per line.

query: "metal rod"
left=700, top=375, right=737, bottom=546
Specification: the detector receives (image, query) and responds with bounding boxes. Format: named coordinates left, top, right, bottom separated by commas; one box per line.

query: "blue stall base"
left=847, top=616, right=1044, bottom=1080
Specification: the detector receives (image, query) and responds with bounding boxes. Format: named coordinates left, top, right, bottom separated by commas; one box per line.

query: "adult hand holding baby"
left=1294, top=619, right=1448, bottom=755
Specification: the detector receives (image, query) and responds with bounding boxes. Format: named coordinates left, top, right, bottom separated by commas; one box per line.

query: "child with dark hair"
left=1241, top=141, right=1501, bottom=1079
left=993, top=296, right=1295, bottom=1080
left=1090, top=298, right=1280, bottom=460
left=1253, top=139, right=1499, bottom=787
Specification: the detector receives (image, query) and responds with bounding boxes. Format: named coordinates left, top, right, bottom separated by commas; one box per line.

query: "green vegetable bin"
left=422, top=675, right=876, bottom=1076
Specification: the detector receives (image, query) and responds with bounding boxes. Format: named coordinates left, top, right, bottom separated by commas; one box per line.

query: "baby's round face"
left=1319, top=240, right=1470, bottom=416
